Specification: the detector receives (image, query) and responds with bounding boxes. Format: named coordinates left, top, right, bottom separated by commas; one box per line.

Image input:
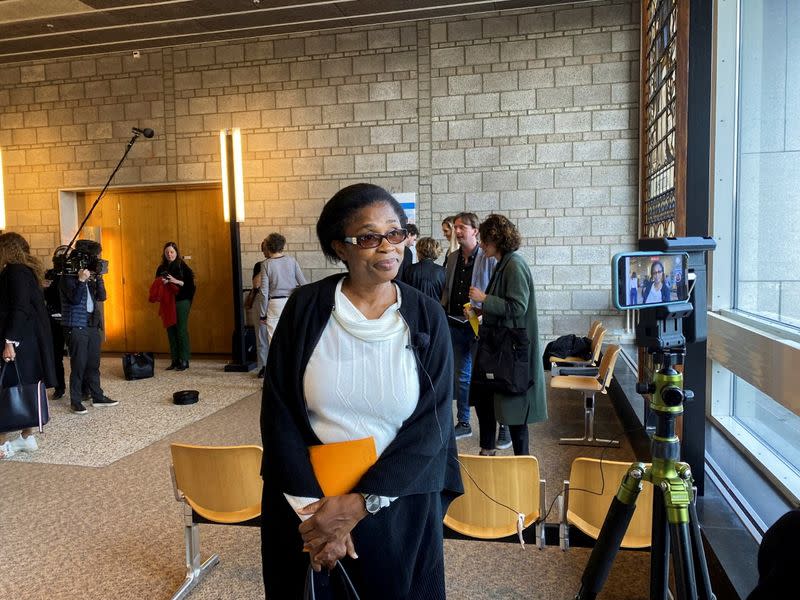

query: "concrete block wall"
left=0, top=0, right=638, bottom=336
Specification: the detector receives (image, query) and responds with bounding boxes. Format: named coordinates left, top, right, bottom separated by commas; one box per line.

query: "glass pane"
left=735, top=0, right=800, bottom=329
left=732, top=376, right=800, bottom=477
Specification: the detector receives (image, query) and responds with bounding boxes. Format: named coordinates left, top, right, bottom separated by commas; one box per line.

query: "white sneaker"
left=9, top=434, right=38, bottom=453
left=0, top=441, right=15, bottom=459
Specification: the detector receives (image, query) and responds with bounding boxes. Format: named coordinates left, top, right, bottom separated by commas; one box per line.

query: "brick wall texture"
left=0, top=0, right=639, bottom=337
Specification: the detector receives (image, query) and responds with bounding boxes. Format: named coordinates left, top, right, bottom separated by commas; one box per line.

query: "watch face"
left=365, top=494, right=381, bottom=514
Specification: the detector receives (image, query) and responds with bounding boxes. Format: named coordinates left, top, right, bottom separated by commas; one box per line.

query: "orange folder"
left=308, top=436, right=377, bottom=497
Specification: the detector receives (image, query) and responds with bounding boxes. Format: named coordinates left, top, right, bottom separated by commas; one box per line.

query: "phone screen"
left=613, top=252, right=689, bottom=310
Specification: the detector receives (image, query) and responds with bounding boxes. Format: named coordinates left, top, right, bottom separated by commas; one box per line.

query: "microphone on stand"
left=131, top=127, right=155, bottom=138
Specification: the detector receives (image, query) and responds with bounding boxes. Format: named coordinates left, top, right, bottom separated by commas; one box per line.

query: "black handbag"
left=472, top=325, right=532, bottom=395
left=0, top=361, right=49, bottom=433
left=303, top=562, right=360, bottom=600
left=122, top=352, right=155, bottom=381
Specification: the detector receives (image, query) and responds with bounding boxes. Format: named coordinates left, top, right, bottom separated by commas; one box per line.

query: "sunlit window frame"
left=708, top=0, right=800, bottom=504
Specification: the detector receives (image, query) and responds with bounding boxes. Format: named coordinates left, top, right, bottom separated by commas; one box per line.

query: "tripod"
left=575, top=348, right=715, bottom=600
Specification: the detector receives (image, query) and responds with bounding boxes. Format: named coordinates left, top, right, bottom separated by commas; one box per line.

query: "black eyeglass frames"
left=343, top=228, right=408, bottom=249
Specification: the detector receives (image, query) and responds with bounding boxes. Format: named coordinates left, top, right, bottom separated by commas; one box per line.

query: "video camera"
left=50, top=240, right=109, bottom=278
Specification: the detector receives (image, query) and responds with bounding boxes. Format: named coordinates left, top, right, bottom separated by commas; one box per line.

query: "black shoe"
left=454, top=421, right=472, bottom=439
left=93, top=396, right=119, bottom=407
left=52, top=388, right=65, bottom=400
left=496, top=425, right=512, bottom=449
left=71, top=402, right=88, bottom=414
left=175, top=360, right=189, bottom=371
left=166, top=361, right=178, bottom=371
left=257, top=367, right=265, bottom=379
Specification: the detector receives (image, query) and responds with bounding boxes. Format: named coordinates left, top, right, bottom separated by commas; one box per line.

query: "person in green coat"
left=468, top=214, right=547, bottom=455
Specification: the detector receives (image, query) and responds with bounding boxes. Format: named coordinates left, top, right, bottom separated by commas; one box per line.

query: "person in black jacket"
left=43, top=254, right=66, bottom=399
left=261, top=183, right=462, bottom=599
left=0, top=232, right=56, bottom=459
left=155, top=242, right=195, bottom=371
left=60, top=240, right=116, bottom=414
left=403, top=237, right=446, bottom=301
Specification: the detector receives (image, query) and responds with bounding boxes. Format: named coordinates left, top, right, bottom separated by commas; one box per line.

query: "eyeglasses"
left=343, top=228, right=408, bottom=249
left=653, top=269, right=663, bottom=275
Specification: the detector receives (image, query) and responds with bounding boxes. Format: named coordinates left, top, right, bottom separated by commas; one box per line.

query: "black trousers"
left=65, top=325, right=104, bottom=404
left=475, top=399, right=530, bottom=455
left=50, top=316, right=65, bottom=391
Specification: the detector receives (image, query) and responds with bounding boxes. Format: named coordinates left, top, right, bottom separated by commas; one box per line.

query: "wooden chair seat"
left=169, top=443, right=263, bottom=600
left=561, top=457, right=653, bottom=549
left=550, top=345, right=621, bottom=447
left=444, top=454, right=546, bottom=548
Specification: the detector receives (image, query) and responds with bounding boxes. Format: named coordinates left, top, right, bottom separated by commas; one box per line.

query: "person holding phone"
left=155, top=242, right=195, bottom=370
left=641, top=260, right=670, bottom=304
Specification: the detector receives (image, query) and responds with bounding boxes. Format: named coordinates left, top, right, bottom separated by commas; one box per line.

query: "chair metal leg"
left=559, top=393, right=620, bottom=447
left=559, top=480, right=570, bottom=551
left=536, top=479, right=547, bottom=549
left=171, top=507, right=220, bottom=600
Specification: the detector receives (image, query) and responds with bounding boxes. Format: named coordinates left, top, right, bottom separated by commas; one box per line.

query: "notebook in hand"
left=308, top=436, right=377, bottom=497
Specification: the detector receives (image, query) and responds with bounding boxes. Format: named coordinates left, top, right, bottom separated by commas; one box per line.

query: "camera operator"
left=59, top=242, right=118, bottom=414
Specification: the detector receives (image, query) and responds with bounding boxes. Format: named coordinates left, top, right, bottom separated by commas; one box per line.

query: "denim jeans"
left=449, top=322, right=475, bottom=423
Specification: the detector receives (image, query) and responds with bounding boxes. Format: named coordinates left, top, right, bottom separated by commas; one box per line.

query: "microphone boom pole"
left=66, top=130, right=149, bottom=252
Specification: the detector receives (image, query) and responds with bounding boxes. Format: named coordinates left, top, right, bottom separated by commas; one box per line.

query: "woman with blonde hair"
left=0, top=232, right=56, bottom=459
left=440, top=216, right=459, bottom=266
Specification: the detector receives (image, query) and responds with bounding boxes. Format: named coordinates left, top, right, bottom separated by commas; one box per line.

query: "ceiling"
left=0, top=0, right=583, bottom=65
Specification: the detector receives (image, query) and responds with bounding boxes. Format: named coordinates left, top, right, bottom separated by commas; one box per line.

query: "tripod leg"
left=575, top=465, right=645, bottom=600
left=688, top=494, right=715, bottom=600
left=669, top=522, right=698, bottom=600
left=651, top=491, right=671, bottom=600
left=575, top=498, right=636, bottom=600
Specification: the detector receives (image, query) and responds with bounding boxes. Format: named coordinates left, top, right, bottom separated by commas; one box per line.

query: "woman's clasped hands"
left=296, top=493, right=367, bottom=572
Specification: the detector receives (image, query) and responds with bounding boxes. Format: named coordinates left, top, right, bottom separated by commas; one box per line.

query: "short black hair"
left=406, top=223, right=419, bottom=236
left=316, top=183, right=407, bottom=263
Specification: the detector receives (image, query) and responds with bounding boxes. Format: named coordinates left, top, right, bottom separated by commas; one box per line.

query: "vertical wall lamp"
left=219, top=128, right=245, bottom=222
left=220, top=128, right=253, bottom=372
left=0, top=147, right=6, bottom=230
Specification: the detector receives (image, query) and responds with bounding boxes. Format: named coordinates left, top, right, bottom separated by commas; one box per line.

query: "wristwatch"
left=361, top=493, right=382, bottom=515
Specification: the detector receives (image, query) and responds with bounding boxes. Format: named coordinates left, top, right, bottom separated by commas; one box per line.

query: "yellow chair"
left=550, top=325, right=607, bottom=375
left=559, top=457, right=653, bottom=550
left=444, top=454, right=546, bottom=548
left=169, top=443, right=263, bottom=600
left=551, top=344, right=621, bottom=447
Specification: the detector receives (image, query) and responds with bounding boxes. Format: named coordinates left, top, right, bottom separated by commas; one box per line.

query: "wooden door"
left=175, top=187, right=233, bottom=353
left=74, top=186, right=233, bottom=355
left=118, top=190, right=180, bottom=353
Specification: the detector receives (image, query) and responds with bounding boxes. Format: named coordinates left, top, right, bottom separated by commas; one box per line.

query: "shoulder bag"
left=471, top=255, right=532, bottom=395
left=122, top=352, right=155, bottom=380
left=0, top=361, right=49, bottom=433
left=472, top=325, right=532, bottom=395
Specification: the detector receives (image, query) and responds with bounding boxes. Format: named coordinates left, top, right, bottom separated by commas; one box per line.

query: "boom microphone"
left=131, top=127, right=155, bottom=138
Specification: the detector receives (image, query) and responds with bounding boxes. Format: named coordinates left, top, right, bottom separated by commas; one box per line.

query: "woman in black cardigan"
left=155, top=242, right=195, bottom=370
left=0, top=232, right=56, bottom=459
left=261, top=184, right=462, bottom=598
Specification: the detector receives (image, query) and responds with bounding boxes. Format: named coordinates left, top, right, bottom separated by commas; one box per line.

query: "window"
left=710, top=0, right=800, bottom=508
left=734, top=0, right=800, bottom=329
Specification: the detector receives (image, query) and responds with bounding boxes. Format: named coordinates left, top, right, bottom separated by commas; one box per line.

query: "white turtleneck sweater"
left=285, top=279, right=420, bottom=516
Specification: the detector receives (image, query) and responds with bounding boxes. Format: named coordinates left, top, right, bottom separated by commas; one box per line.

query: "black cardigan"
left=260, top=273, right=462, bottom=598
left=0, top=264, right=56, bottom=388
left=154, top=261, right=195, bottom=302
